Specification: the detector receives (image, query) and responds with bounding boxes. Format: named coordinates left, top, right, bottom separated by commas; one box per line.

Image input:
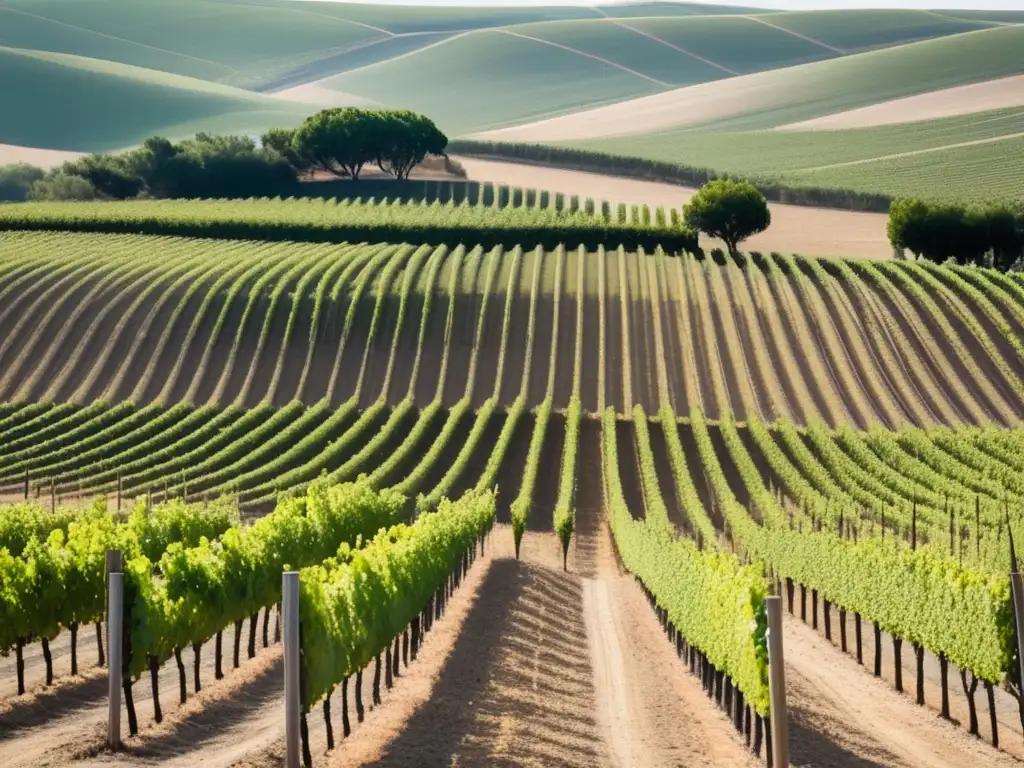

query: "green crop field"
left=3, top=6, right=1024, bottom=766
left=565, top=106, right=1024, bottom=203
left=0, top=46, right=312, bottom=151
left=2, top=0, right=1020, bottom=156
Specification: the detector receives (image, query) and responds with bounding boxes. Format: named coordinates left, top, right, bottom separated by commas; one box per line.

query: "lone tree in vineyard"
left=684, top=179, right=770, bottom=257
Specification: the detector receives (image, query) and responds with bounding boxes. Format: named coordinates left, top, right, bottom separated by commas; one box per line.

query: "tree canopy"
left=290, top=108, right=447, bottom=181
left=683, top=179, right=770, bottom=257
left=888, top=198, right=1023, bottom=270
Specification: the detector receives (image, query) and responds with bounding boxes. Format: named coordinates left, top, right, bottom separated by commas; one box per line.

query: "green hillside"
left=0, top=46, right=312, bottom=151
left=0, top=0, right=387, bottom=88
left=675, top=25, right=1024, bottom=131
left=569, top=107, right=1024, bottom=202
left=620, top=15, right=837, bottom=73
left=312, top=29, right=664, bottom=135
left=752, top=9, right=994, bottom=52
left=502, top=19, right=731, bottom=86
left=2, top=0, right=1022, bottom=193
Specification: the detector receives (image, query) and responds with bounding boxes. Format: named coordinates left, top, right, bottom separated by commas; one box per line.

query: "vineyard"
left=3, top=199, right=1024, bottom=767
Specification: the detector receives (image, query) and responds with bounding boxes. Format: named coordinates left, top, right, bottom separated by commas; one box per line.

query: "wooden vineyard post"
left=24, top=469, right=28, bottom=500
left=283, top=572, right=300, bottom=768
left=106, top=553, right=124, bottom=750
left=1011, top=572, right=1024, bottom=726
left=766, top=596, right=789, bottom=768
left=117, top=471, right=122, bottom=511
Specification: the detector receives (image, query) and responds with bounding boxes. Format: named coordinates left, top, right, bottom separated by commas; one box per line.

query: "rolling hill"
left=1, top=0, right=1022, bottom=203
left=0, top=46, right=315, bottom=151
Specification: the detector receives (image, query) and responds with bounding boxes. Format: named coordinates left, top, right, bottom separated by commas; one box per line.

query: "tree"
left=61, top=154, right=143, bottom=199
left=261, top=128, right=313, bottom=177
left=293, top=108, right=379, bottom=179
left=0, top=164, right=45, bottom=202
left=683, top=179, right=770, bottom=256
left=292, top=108, right=449, bottom=181
left=28, top=173, right=98, bottom=201
left=373, top=110, right=448, bottom=180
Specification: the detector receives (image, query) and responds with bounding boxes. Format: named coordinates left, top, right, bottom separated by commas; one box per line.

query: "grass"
left=622, top=15, right=836, bottom=74
left=0, top=0, right=385, bottom=87
left=4, top=2, right=1021, bottom=160
left=0, top=46, right=311, bottom=151
left=569, top=106, right=1024, bottom=202
left=685, top=25, right=1024, bottom=131
left=754, top=10, right=995, bottom=52
left=507, top=19, right=727, bottom=87
left=788, top=135, right=1024, bottom=203
left=311, top=29, right=661, bottom=135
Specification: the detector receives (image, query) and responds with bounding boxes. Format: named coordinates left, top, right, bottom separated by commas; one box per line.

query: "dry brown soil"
left=456, top=157, right=891, bottom=261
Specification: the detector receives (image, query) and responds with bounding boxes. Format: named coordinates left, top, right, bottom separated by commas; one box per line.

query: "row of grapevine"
left=121, top=480, right=405, bottom=730
left=1, top=498, right=235, bottom=693
left=298, top=489, right=495, bottom=762
left=601, top=407, right=772, bottom=717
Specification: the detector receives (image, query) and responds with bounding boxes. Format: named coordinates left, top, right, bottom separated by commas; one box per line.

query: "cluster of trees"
left=888, top=198, right=1024, bottom=271
left=265, top=107, right=447, bottom=181
left=0, top=108, right=448, bottom=202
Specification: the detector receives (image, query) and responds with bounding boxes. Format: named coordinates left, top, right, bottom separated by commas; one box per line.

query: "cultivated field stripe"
left=705, top=259, right=761, bottom=419
left=325, top=245, right=403, bottom=403
left=463, top=246, right=502, bottom=403
left=797, top=257, right=915, bottom=429
left=617, top=247, right=635, bottom=410
left=825, top=259, right=955, bottom=426
left=210, top=249, right=315, bottom=405
left=603, top=18, right=740, bottom=76
left=117, top=405, right=276, bottom=493
left=745, top=15, right=846, bottom=54
left=349, top=244, right=418, bottom=403
left=291, top=247, right=365, bottom=402
left=376, top=245, right=437, bottom=403
left=494, top=28, right=671, bottom=87
left=42, top=241, right=202, bottom=402
left=778, top=254, right=876, bottom=427
left=720, top=258, right=788, bottom=421
left=0, top=255, right=117, bottom=399
left=71, top=248, right=221, bottom=405
left=758, top=256, right=849, bottom=425
left=141, top=241, right=275, bottom=405
left=869, top=262, right=1013, bottom=424
left=492, top=246, right=523, bottom=402
left=249, top=247, right=338, bottom=406
left=15, top=254, right=169, bottom=401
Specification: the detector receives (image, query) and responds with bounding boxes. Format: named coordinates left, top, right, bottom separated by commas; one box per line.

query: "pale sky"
left=313, top=0, right=1024, bottom=8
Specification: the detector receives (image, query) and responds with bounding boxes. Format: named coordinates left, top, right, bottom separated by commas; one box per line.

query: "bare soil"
left=655, top=259, right=686, bottom=414
left=778, top=75, right=1024, bottom=131
left=412, top=267, right=449, bottom=406
left=528, top=413, right=565, bottom=532
left=604, top=252, right=625, bottom=415
left=442, top=257, right=483, bottom=406
left=614, top=420, right=645, bottom=521
left=647, top=422, right=688, bottom=535
left=493, top=411, right=535, bottom=524
left=783, top=614, right=1023, bottom=767
left=553, top=252, right=578, bottom=409
left=683, top=261, right=721, bottom=419
left=456, top=157, right=891, bottom=261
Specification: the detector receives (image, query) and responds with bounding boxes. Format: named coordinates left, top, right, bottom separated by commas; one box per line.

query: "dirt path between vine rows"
left=783, top=616, right=1023, bottom=768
